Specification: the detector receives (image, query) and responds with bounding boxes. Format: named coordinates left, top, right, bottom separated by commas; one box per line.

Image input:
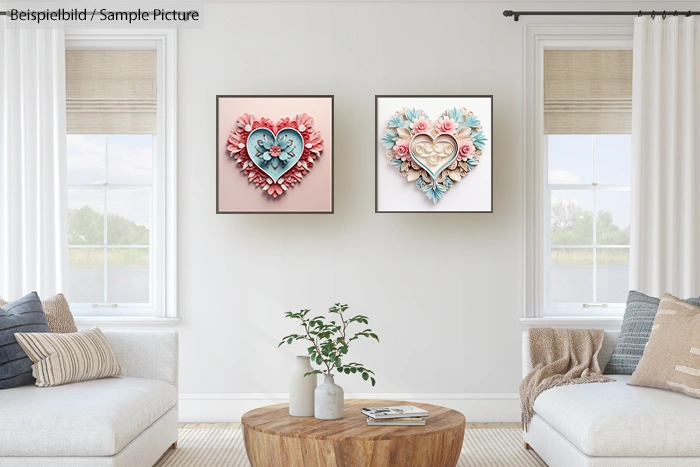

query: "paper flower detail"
left=382, top=106, right=487, bottom=203
left=392, top=139, right=411, bottom=161
left=410, top=117, right=432, bottom=134
left=457, top=139, right=475, bottom=161
left=436, top=116, right=458, bottom=134
left=254, top=133, right=296, bottom=168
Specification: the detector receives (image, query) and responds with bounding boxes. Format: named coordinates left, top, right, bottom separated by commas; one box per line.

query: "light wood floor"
left=180, top=422, right=520, bottom=429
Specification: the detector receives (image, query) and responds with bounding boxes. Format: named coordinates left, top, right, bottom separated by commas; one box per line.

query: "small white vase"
left=314, top=374, right=344, bottom=420
left=289, top=356, right=317, bottom=417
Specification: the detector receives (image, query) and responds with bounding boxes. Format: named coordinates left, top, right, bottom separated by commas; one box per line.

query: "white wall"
left=108, top=0, right=696, bottom=422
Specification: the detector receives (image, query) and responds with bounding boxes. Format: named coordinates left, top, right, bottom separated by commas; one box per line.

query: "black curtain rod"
left=504, top=10, right=700, bottom=22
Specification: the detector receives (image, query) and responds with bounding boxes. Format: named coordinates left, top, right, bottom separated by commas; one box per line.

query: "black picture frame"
left=374, top=95, right=494, bottom=213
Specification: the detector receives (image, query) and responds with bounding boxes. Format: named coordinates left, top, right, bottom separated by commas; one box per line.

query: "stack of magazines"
left=361, top=406, right=428, bottom=426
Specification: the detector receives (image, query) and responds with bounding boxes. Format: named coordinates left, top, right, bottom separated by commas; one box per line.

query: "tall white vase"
left=314, top=374, right=344, bottom=420
left=289, top=356, right=316, bottom=417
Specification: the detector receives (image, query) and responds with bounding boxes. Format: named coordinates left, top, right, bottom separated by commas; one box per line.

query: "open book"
left=361, top=406, right=428, bottom=420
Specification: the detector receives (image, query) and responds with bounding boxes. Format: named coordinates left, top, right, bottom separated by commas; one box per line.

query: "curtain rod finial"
left=503, top=10, right=520, bottom=21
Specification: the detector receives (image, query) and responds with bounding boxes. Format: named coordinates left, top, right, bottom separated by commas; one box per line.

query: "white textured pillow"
left=14, top=327, right=123, bottom=387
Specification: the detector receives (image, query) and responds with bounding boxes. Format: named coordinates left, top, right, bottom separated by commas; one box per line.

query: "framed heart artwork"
left=375, top=96, right=493, bottom=213
left=216, top=95, right=334, bottom=213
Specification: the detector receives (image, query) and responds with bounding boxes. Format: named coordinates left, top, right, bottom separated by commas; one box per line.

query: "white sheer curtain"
left=0, top=20, right=68, bottom=300
left=630, top=17, right=700, bottom=297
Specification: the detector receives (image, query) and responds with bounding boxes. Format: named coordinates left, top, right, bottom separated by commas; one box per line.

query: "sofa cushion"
left=629, top=294, right=700, bottom=399
left=605, top=290, right=700, bottom=375
left=0, top=293, right=78, bottom=333
left=0, top=292, right=51, bottom=389
left=0, top=376, right=177, bottom=456
left=39, top=293, right=78, bottom=333
left=16, top=327, right=123, bottom=387
left=533, top=374, right=700, bottom=457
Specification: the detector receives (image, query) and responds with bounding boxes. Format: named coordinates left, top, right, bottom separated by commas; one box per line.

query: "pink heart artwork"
left=227, top=113, right=324, bottom=198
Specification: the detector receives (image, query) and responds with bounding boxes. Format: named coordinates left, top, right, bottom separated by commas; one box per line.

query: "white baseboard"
left=178, top=393, right=520, bottom=423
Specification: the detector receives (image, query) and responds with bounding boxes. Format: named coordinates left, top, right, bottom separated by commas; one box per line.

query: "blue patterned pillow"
left=605, top=291, right=700, bottom=374
left=0, top=292, right=50, bottom=389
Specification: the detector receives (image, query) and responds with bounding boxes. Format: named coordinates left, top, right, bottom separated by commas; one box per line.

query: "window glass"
left=67, top=135, right=106, bottom=185
left=594, top=135, right=632, bottom=186
left=546, top=134, right=631, bottom=310
left=550, top=190, right=594, bottom=245
left=548, top=135, right=592, bottom=184
left=66, top=134, right=153, bottom=306
left=107, top=135, right=153, bottom=185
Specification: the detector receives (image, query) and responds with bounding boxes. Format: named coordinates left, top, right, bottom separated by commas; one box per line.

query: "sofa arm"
left=522, top=330, right=621, bottom=379
left=522, top=331, right=532, bottom=379
left=103, top=331, right=178, bottom=390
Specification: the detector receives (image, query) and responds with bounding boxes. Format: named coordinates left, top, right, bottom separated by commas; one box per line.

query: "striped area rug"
left=156, top=426, right=546, bottom=467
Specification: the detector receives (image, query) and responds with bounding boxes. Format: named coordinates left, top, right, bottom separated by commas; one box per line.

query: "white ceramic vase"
left=289, top=356, right=317, bottom=417
left=314, top=374, right=344, bottom=420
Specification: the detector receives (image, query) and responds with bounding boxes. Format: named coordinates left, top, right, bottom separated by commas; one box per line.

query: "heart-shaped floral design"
left=247, top=127, right=304, bottom=183
left=227, top=113, right=324, bottom=198
left=382, top=107, right=487, bottom=203
left=409, top=133, right=458, bottom=180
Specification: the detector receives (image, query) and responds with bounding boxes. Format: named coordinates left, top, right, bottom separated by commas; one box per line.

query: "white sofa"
left=0, top=331, right=179, bottom=467
left=522, top=331, right=700, bottom=467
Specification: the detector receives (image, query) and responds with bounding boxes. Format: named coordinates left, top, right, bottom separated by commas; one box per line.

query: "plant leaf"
left=388, top=115, right=404, bottom=128
left=471, top=130, right=488, bottom=150
left=457, top=126, right=472, bottom=139
left=381, top=130, right=397, bottom=149
left=389, top=158, right=403, bottom=170
left=448, top=107, right=463, bottom=122
left=396, top=127, right=411, bottom=139
left=405, top=107, right=420, bottom=122
left=406, top=170, right=420, bottom=182
left=464, top=114, right=480, bottom=128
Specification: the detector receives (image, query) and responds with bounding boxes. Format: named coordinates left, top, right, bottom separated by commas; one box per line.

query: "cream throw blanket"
left=520, top=328, right=614, bottom=431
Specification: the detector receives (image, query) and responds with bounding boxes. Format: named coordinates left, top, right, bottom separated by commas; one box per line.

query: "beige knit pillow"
left=629, top=293, right=700, bottom=398
left=0, top=293, right=77, bottom=333
left=14, top=327, right=123, bottom=387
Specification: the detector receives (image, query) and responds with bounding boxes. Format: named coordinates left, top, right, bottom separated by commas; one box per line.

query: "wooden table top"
left=241, top=399, right=466, bottom=441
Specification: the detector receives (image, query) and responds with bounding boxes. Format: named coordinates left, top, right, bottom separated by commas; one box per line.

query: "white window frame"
left=522, top=25, right=632, bottom=328
left=65, top=29, right=178, bottom=324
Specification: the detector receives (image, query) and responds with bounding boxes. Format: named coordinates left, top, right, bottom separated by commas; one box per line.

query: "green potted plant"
left=279, top=303, right=380, bottom=420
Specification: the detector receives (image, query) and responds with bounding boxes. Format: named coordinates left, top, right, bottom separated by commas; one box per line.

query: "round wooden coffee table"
left=242, top=399, right=465, bottom=467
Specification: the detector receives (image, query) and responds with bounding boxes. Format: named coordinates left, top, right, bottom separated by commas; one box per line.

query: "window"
left=547, top=134, right=631, bottom=312
left=542, top=49, right=632, bottom=315
left=523, top=26, right=634, bottom=321
left=65, top=31, right=177, bottom=319
left=67, top=134, right=154, bottom=308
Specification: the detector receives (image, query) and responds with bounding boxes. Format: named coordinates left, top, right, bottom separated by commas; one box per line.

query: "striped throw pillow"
left=0, top=293, right=77, bottom=334
left=629, top=294, right=700, bottom=399
left=0, top=292, right=51, bottom=389
left=14, top=327, right=123, bottom=387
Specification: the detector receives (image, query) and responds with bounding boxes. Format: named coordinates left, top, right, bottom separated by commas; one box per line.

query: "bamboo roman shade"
left=544, top=50, right=632, bottom=134
left=66, top=50, right=156, bottom=134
